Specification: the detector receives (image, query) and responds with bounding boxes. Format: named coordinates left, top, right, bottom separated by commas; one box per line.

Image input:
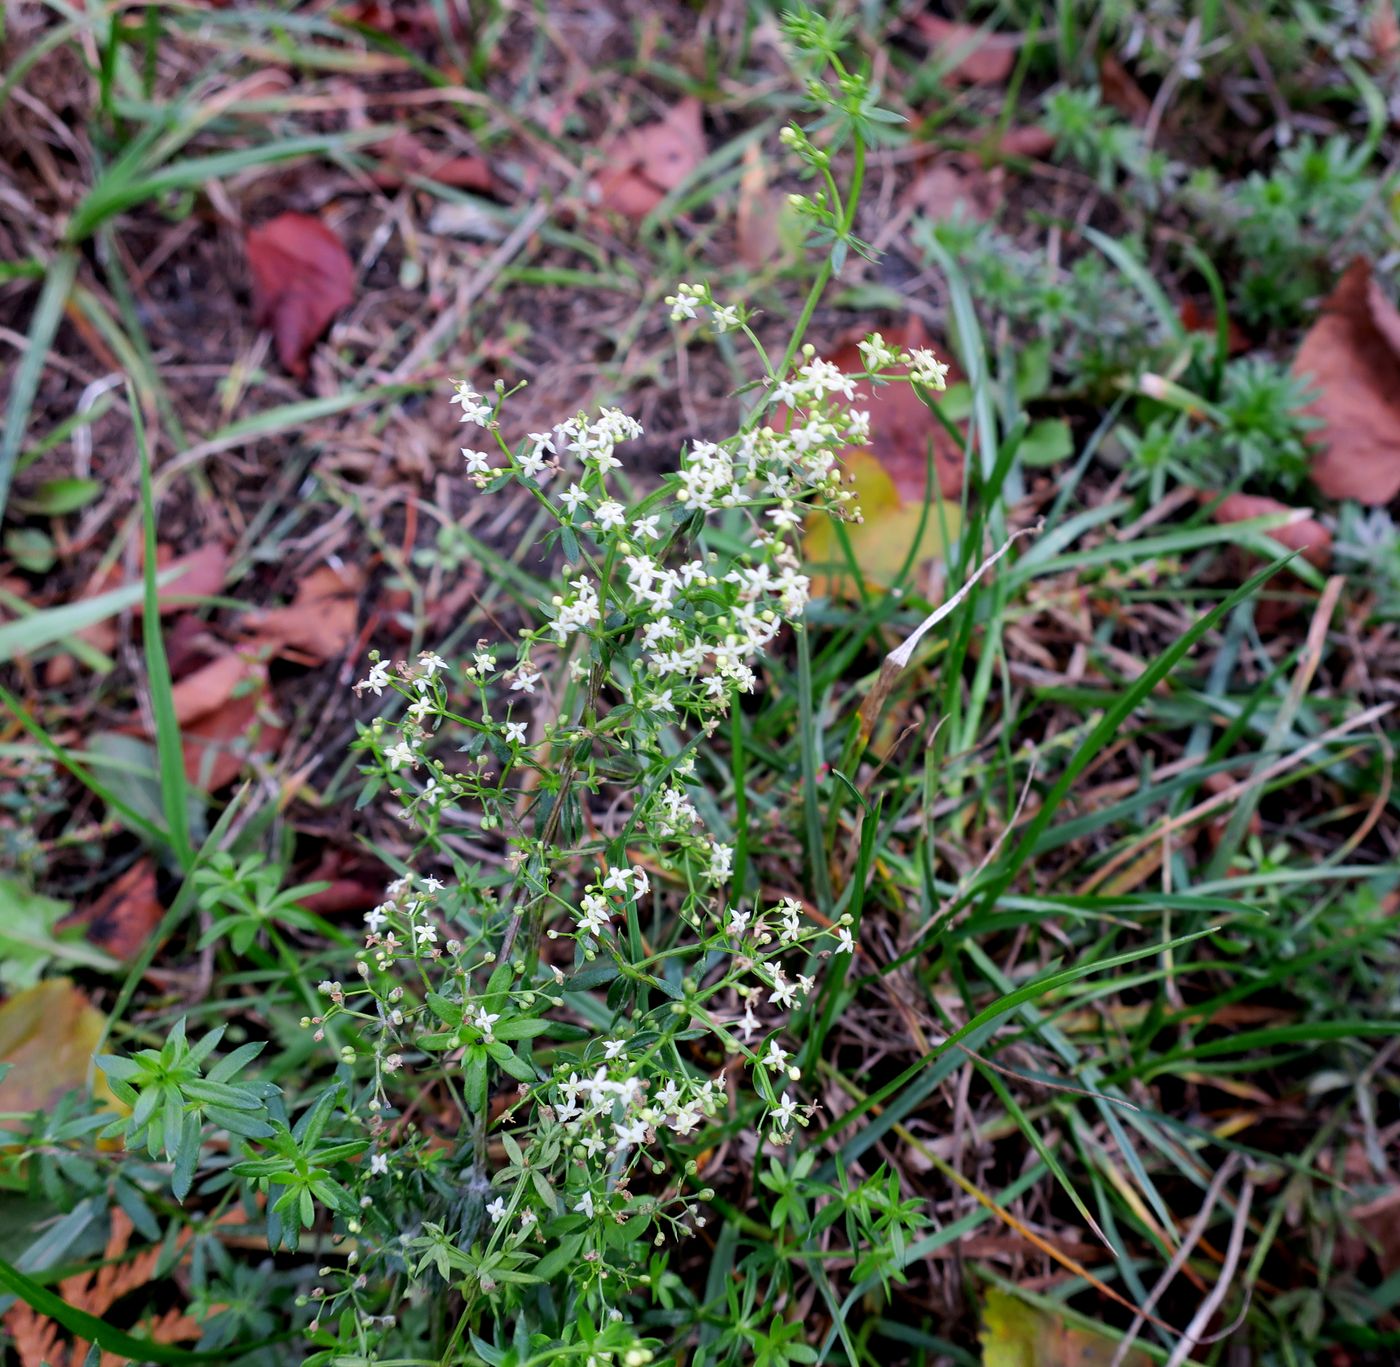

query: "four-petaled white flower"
left=594, top=500, right=626, bottom=531
left=472, top=1007, right=500, bottom=1041
left=835, top=927, right=855, bottom=954
left=511, top=666, right=541, bottom=694
left=559, top=484, right=589, bottom=515
left=772, top=1091, right=801, bottom=1130
left=370, top=1152, right=390, bottom=1176
left=763, top=1039, right=789, bottom=1071
left=574, top=1191, right=595, bottom=1218
left=504, top=721, right=528, bottom=744
left=486, top=1197, right=507, bottom=1223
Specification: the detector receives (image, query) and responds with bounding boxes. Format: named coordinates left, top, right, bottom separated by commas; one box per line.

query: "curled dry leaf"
left=1294, top=258, right=1400, bottom=505
left=246, top=212, right=355, bottom=379
left=595, top=97, right=706, bottom=221
left=913, top=14, right=1019, bottom=85
left=244, top=561, right=364, bottom=664
left=57, top=858, right=164, bottom=962
left=1203, top=491, right=1332, bottom=569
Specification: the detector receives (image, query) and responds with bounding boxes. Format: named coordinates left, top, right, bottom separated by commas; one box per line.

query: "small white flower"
left=415, top=923, right=438, bottom=946
left=511, top=666, right=541, bottom=694
left=364, top=905, right=389, bottom=934
left=574, top=1191, right=595, bottom=1218
left=763, top=1039, right=789, bottom=1071
left=559, top=483, right=589, bottom=515
left=462, top=448, right=493, bottom=474
left=472, top=1007, right=501, bottom=1042
left=909, top=347, right=950, bottom=391
left=520, top=1208, right=537, bottom=1229
left=473, top=649, right=497, bottom=674
left=602, top=866, right=633, bottom=893
left=385, top=740, right=417, bottom=770
left=486, top=1197, right=507, bottom=1223
left=772, top=1091, right=801, bottom=1130
left=727, top=908, right=751, bottom=937
left=370, top=1152, right=390, bottom=1176
left=594, top=500, right=627, bottom=532
left=711, top=303, right=740, bottom=332
left=358, top=660, right=391, bottom=695
left=504, top=721, right=528, bottom=744
left=835, top=927, right=855, bottom=954
left=632, top=515, right=661, bottom=541
left=421, top=876, right=445, bottom=894
left=603, top=1038, right=626, bottom=1060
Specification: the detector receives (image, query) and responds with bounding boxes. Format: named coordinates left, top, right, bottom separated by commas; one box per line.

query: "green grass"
left=2, top=1, right=1399, bottom=1364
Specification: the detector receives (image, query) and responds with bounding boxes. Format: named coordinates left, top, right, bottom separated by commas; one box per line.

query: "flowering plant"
left=94, top=13, right=947, bottom=1364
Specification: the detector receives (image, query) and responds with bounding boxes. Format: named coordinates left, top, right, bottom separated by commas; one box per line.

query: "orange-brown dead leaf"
left=246, top=213, right=355, bottom=379
left=913, top=14, right=1019, bottom=85
left=595, top=97, right=706, bottom=221
left=1206, top=491, right=1332, bottom=568
left=994, top=124, right=1057, bottom=159
left=369, top=130, right=496, bottom=192
left=1294, top=258, right=1400, bottom=504
left=57, top=859, right=164, bottom=961
left=1099, top=51, right=1151, bottom=123
left=244, top=562, right=364, bottom=664
left=1179, top=297, right=1252, bottom=356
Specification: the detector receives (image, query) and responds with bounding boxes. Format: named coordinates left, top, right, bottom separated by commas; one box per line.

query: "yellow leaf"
left=980, top=1287, right=1152, bottom=1367
left=803, top=449, right=960, bottom=595
left=0, top=978, right=117, bottom=1125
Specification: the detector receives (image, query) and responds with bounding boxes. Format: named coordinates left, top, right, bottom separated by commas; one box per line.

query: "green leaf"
left=27, top=477, right=102, bottom=515
left=533, top=1233, right=585, bottom=1280
left=4, top=527, right=55, bottom=573
left=1019, top=418, right=1073, bottom=468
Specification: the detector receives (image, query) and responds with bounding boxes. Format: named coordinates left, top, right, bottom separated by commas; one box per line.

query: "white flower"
left=559, top=483, right=589, bottom=515
left=768, top=969, right=796, bottom=1010
left=726, top=907, right=751, bottom=938
left=511, top=666, right=541, bottom=694
left=462, top=448, right=492, bottom=474
left=632, top=515, right=661, bottom=541
left=603, top=1038, right=626, bottom=1060
left=520, top=1208, right=537, bottom=1229
left=473, top=649, right=497, bottom=674
left=602, top=866, right=633, bottom=893
left=385, top=740, right=417, bottom=770
left=594, top=500, right=626, bottom=531
left=421, top=876, right=445, bottom=894
left=738, top=1006, right=760, bottom=1041
left=365, top=905, right=390, bottom=934
left=472, top=1007, right=500, bottom=1042
left=835, top=927, right=855, bottom=954
left=451, top=382, right=492, bottom=425
left=504, top=721, right=528, bottom=744
left=763, top=1040, right=789, bottom=1071
left=358, top=660, right=391, bottom=695
left=370, top=1152, right=390, bottom=1176
left=909, top=347, right=950, bottom=391
left=415, top=923, right=438, bottom=946
left=711, top=303, right=740, bottom=332
left=772, top=1091, right=801, bottom=1130
left=574, top=1191, right=595, bottom=1218
left=486, top=1197, right=507, bottom=1223
left=614, top=1117, right=647, bottom=1147
left=631, top=866, right=650, bottom=897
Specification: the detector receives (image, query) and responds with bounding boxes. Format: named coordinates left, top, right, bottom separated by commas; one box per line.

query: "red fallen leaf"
left=43, top=543, right=229, bottom=686
left=57, top=860, right=164, bottom=961
left=994, top=124, right=1056, bottom=159
left=169, top=651, right=263, bottom=725
left=368, top=131, right=495, bottom=192
left=1372, top=0, right=1400, bottom=65
left=1203, top=491, right=1332, bottom=568
left=595, top=97, right=706, bottom=221
left=824, top=317, right=966, bottom=504
left=1294, top=259, right=1400, bottom=505
left=1098, top=52, right=1151, bottom=124
left=246, top=213, right=355, bottom=379
left=913, top=14, right=1019, bottom=85
left=906, top=155, right=1000, bottom=222
left=297, top=851, right=384, bottom=915
left=181, top=686, right=287, bottom=791
left=243, top=562, right=364, bottom=664
left=1179, top=298, right=1251, bottom=356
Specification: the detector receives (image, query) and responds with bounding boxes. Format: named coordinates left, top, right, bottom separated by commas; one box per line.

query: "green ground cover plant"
left=1, top=2, right=1399, bottom=1366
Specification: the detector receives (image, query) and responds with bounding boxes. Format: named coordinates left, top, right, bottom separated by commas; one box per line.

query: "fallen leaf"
left=1204, top=491, right=1332, bottom=568
left=0, top=979, right=115, bottom=1123
left=369, top=130, right=496, bottom=192
left=995, top=124, right=1057, bottom=159
left=1098, top=52, right=1151, bottom=124
left=57, top=860, right=164, bottom=962
left=803, top=449, right=961, bottom=595
left=906, top=155, right=1000, bottom=222
left=246, top=213, right=355, bottom=379
left=736, top=143, right=782, bottom=269
left=980, top=1287, right=1151, bottom=1367
left=1178, top=298, right=1251, bottom=356
left=180, top=682, right=287, bottom=791
left=43, top=542, right=229, bottom=686
left=168, top=650, right=262, bottom=724
left=596, top=97, right=706, bottom=221
left=1371, top=0, right=1400, bottom=66
left=824, top=317, right=967, bottom=503
left=913, top=14, right=1019, bottom=85
left=1294, top=258, right=1400, bottom=504
left=244, top=562, right=363, bottom=664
